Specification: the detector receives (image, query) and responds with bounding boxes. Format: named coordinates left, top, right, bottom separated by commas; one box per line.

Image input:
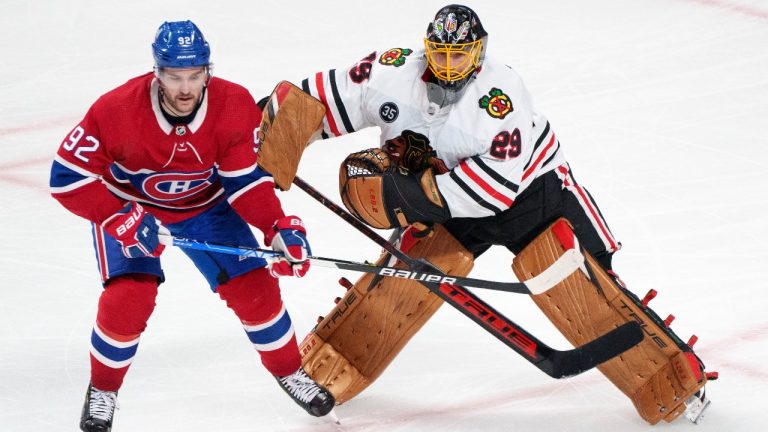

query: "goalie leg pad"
left=511, top=218, right=710, bottom=425
left=257, top=81, right=326, bottom=190
left=299, top=223, right=474, bottom=404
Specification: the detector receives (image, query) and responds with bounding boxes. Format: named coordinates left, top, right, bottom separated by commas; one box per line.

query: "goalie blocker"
left=256, top=81, right=326, bottom=190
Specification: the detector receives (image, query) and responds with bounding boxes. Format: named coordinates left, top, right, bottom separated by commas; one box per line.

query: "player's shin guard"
left=90, top=274, right=157, bottom=392
left=299, top=223, right=474, bottom=403
left=512, top=219, right=715, bottom=424
left=89, top=325, right=140, bottom=392
left=242, top=305, right=301, bottom=377
left=218, top=269, right=301, bottom=376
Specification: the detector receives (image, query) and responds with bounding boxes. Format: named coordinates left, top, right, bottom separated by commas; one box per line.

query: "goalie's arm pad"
left=339, top=149, right=450, bottom=229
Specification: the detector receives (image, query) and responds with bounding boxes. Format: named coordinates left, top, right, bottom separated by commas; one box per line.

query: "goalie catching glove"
left=266, top=215, right=311, bottom=278
left=339, top=148, right=450, bottom=229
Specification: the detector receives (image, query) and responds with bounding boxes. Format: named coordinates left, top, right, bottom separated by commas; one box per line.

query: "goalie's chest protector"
left=356, top=51, right=531, bottom=170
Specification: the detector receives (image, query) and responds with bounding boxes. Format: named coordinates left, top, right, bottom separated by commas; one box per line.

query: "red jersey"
left=50, top=73, right=283, bottom=230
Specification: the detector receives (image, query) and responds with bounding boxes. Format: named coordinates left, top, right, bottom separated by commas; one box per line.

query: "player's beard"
left=159, top=87, right=204, bottom=117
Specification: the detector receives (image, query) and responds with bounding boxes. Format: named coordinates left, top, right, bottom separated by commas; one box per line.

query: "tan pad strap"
left=511, top=219, right=707, bottom=424
left=300, top=224, right=474, bottom=403
left=257, top=81, right=325, bottom=190
left=418, top=168, right=445, bottom=208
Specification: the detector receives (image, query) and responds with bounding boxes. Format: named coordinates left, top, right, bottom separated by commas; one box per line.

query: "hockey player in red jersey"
left=298, top=4, right=713, bottom=424
left=49, top=21, right=334, bottom=431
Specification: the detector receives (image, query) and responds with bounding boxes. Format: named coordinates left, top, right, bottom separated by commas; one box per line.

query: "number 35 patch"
left=379, top=102, right=399, bottom=123
left=490, top=129, right=521, bottom=159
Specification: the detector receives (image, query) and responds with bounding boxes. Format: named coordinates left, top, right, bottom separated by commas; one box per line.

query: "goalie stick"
left=160, top=236, right=580, bottom=294
left=292, top=175, right=644, bottom=378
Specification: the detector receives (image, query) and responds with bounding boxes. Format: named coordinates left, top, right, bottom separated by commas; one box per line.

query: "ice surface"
left=2, top=0, right=767, bottom=430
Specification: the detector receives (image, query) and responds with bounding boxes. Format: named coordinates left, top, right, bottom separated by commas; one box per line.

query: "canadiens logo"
left=479, top=88, right=513, bottom=119
left=378, top=48, right=413, bottom=67
left=142, top=168, right=215, bottom=201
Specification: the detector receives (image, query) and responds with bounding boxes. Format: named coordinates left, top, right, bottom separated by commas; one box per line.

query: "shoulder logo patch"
left=478, top=88, right=513, bottom=119
left=379, top=48, right=413, bottom=67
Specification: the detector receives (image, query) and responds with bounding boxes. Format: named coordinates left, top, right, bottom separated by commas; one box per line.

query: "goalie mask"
left=424, top=4, right=487, bottom=92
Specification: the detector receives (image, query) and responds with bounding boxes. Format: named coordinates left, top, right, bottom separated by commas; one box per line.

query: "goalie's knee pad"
left=512, top=219, right=715, bottom=424
left=299, top=223, right=473, bottom=403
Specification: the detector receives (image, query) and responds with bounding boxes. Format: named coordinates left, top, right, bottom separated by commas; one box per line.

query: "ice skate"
left=276, top=367, right=337, bottom=419
left=80, top=383, right=118, bottom=432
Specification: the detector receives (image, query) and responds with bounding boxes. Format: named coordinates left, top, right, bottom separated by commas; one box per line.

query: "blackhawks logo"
left=478, top=88, right=513, bottom=119
left=379, top=48, right=413, bottom=67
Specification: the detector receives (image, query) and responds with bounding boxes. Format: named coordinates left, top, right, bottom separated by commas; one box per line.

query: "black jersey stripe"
left=470, top=156, right=519, bottom=193
left=540, top=142, right=561, bottom=170
left=449, top=171, right=502, bottom=214
left=523, top=121, right=551, bottom=171
left=328, top=69, right=355, bottom=134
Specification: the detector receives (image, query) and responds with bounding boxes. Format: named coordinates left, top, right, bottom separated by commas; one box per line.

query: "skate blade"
left=324, top=408, right=341, bottom=425
left=684, top=392, right=711, bottom=424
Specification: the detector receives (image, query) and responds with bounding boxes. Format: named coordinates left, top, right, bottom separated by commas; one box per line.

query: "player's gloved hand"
left=383, top=129, right=449, bottom=174
left=267, top=215, right=311, bottom=278
left=102, top=202, right=167, bottom=258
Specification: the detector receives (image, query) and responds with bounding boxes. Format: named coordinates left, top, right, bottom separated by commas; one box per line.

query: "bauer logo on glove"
left=102, top=202, right=167, bottom=258
left=267, top=215, right=312, bottom=278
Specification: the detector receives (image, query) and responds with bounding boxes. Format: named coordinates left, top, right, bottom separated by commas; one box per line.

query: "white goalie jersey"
left=300, top=47, right=565, bottom=219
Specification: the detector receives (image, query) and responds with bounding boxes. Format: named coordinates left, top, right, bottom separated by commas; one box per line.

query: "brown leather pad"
left=257, top=81, right=325, bottom=190
left=299, top=224, right=473, bottom=404
left=511, top=218, right=707, bottom=424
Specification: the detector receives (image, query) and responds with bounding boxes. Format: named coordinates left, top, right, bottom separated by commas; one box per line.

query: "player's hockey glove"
left=266, top=215, right=311, bottom=278
left=383, top=130, right=448, bottom=174
left=102, top=202, right=167, bottom=258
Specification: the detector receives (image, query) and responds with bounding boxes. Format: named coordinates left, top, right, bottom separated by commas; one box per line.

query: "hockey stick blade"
left=543, top=321, right=644, bottom=378
left=432, top=280, right=644, bottom=378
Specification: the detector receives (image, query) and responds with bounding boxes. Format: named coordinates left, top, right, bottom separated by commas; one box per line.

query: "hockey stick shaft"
left=292, top=175, right=643, bottom=378
left=163, top=235, right=527, bottom=292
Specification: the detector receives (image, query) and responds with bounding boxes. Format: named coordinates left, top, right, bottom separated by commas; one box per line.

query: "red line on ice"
left=680, top=0, right=768, bottom=21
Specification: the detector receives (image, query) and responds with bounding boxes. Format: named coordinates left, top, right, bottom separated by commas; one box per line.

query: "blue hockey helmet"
left=152, top=20, right=210, bottom=68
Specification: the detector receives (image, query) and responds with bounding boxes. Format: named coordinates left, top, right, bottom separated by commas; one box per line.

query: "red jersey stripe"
left=523, top=134, right=556, bottom=181
left=314, top=72, right=341, bottom=137
left=571, top=181, right=618, bottom=250
left=459, top=161, right=514, bottom=207
left=558, top=165, right=617, bottom=251
left=95, top=226, right=109, bottom=282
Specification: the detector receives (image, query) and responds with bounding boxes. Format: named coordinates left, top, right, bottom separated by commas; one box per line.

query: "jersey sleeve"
left=436, top=98, right=561, bottom=219
left=299, top=51, right=379, bottom=139
left=216, top=92, right=285, bottom=236
left=50, top=102, right=126, bottom=224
